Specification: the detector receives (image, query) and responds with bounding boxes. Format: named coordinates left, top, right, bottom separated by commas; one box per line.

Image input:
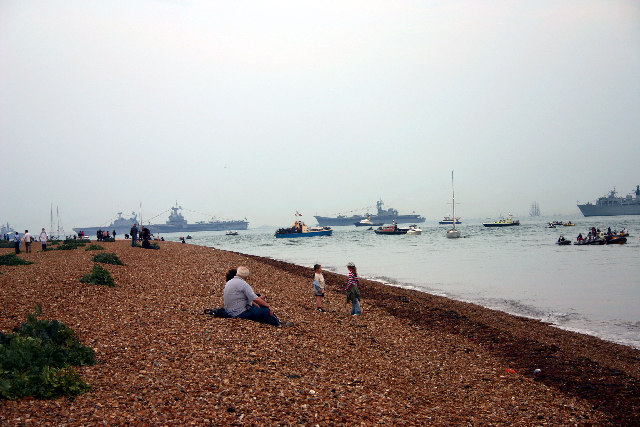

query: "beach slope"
left=1, top=240, right=638, bottom=425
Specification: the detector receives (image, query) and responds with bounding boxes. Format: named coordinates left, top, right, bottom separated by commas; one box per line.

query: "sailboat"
left=446, top=171, right=461, bottom=239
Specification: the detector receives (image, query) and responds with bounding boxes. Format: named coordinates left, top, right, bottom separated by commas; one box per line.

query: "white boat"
left=405, top=225, right=422, bottom=235
left=226, top=230, right=239, bottom=236
left=446, top=171, right=461, bottom=239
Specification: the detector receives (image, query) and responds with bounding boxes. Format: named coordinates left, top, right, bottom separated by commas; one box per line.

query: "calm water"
left=165, top=216, right=640, bottom=349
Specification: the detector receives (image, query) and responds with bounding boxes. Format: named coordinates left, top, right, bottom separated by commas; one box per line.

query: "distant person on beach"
left=345, top=262, right=361, bottom=315
left=313, top=264, right=326, bottom=312
left=23, top=230, right=33, bottom=253
left=13, top=232, right=21, bottom=254
left=223, top=266, right=281, bottom=326
left=113, top=230, right=116, bottom=240
left=130, top=223, right=138, bottom=247
left=39, top=228, right=49, bottom=251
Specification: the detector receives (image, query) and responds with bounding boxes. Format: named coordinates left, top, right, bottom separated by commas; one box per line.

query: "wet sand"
left=1, top=240, right=638, bottom=425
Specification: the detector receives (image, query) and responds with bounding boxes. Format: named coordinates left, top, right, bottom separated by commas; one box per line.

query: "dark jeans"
left=14, top=242, right=20, bottom=254
left=238, top=305, right=281, bottom=326
left=42, top=243, right=47, bottom=251
left=131, top=234, right=137, bottom=246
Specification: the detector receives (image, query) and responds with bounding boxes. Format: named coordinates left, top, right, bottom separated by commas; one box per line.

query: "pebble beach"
left=1, top=240, right=639, bottom=425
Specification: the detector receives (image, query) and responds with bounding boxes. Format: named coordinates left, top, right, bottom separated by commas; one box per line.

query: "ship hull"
left=315, top=214, right=425, bottom=227
left=74, top=221, right=248, bottom=236
left=577, top=204, right=640, bottom=217
left=148, top=221, right=248, bottom=233
left=275, top=230, right=332, bottom=238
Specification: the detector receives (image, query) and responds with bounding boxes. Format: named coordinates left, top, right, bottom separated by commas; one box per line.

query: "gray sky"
left=2, top=0, right=639, bottom=231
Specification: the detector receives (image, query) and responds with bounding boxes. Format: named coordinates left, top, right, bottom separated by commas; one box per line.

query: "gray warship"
left=314, top=199, right=425, bottom=227
left=577, top=185, right=640, bottom=217
left=73, top=205, right=249, bottom=236
left=73, top=212, right=139, bottom=236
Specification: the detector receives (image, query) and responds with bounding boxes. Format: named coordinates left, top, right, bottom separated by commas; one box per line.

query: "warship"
left=314, top=200, right=425, bottom=227
left=577, top=185, right=640, bottom=217
left=73, top=211, right=139, bottom=236
left=73, top=205, right=248, bottom=236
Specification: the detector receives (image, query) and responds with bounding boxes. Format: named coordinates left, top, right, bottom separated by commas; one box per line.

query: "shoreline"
left=1, top=240, right=639, bottom=424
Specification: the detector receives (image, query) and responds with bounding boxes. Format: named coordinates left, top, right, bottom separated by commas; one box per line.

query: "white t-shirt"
left=39, top=231, right=48, bottom=242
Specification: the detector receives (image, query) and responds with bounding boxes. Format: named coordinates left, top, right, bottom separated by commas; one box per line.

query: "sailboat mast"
left=451, top=170, right=456, bottom=231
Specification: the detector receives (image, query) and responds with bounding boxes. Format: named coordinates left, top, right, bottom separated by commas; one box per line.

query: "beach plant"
left=85, top=244, right=104, bottom=251
left=80, top=264, right=116, bottom=287
left=0, top=240, right=14, bottom=249
left=0, top=306, right=95, bottom=400
left=55, top=241, right=86, bottom=250
left=0, top=254, right=34, bottom=266
left=91, top=252, right=124, bottom=265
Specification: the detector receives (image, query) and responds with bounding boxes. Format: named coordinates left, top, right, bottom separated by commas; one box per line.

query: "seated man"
left=223, top=266, right=281, bottom=326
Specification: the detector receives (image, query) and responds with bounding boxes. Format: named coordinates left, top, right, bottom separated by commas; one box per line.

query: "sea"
left=164, top=216, right=640, bottom=350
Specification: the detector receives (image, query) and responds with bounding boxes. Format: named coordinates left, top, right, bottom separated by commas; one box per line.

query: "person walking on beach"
left=23, top=230, right=33, bottom=253
left=39, top=228, right=49, bottom=251
left=345, top=262, right=361, bottom=315
left=313, top=264, right=326, bottom=312
left=13, top=232, right=21, bottom=254
left=223, top=266, right=281, bottom=326
left=130, top=223, right=138, bottom=247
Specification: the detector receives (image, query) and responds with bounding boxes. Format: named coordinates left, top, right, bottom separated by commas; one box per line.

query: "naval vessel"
left=73, top=205, right=248, bottom=236
left=577, top=185, right=640, bottom=217
left=314, top=200, right=425, bottom=227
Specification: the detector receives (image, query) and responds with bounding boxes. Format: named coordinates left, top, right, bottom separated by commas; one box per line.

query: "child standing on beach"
left=345, top=262, right=361, bottom=315
left=313, top=264, right=326, bottom=312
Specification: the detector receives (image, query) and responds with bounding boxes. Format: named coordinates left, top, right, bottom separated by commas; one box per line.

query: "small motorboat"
left=556, top=236, right=571, bottom=245
left=186, top=235, right=192, bottom=239
left=574, top=238, right=605, bottom=245
left=354, top=216, right=384, bottom=227
left=546, top=223, right=556, bottom=229
left=562, top=222, right=576, bottom=226
left=374, top=223, right=408, bottom=235
left=226, top=230, right=239, bottom=236
left=605, top=235, right=627, bottom=244
left=438, top=216, right=461, bottom=225
left=404, top=225, right=422, bottom=235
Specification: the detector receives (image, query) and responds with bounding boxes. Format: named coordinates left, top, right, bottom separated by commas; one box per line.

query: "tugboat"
left=374, top=221, right=408, bottom=235
left=275, top=220, right=332, bottom=238
left=482, top=213, right=520, bottom=227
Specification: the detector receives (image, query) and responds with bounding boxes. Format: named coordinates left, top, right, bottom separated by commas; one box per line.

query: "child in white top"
left=313, top=264, right=325, bottom=312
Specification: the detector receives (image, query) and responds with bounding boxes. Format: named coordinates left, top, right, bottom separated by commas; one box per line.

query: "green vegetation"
left=0, top=254, right=34, bottom=266
left=0, top=306, right=95, bottom=400
left=91, top=252, right=124, bottom=265
left=80, top=264, right=115, bottom=287
left=0, top=240, right=15, bottom=249
left=85, top=244, right=104, bottom=251
left=55, top=241, right=86, bottom=250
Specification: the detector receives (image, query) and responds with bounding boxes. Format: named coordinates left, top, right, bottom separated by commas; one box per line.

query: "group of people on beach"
left=12, top=228, right=50, bottom=254
left=214, top=262, right=362, bottom=327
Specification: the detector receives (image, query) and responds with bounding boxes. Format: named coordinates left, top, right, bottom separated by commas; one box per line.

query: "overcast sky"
left=2, top=0, right=639, bottom=231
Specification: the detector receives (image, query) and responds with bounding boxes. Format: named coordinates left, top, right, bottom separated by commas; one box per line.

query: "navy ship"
left=145, top=205, right=248, bottom=233
left=577, top=185, right=640, bottom=217
left=73, top=205, right=248, bottom=236
left=314, top=200, right=425, bottom=227
left=73, top=212, right=139, bottom=236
